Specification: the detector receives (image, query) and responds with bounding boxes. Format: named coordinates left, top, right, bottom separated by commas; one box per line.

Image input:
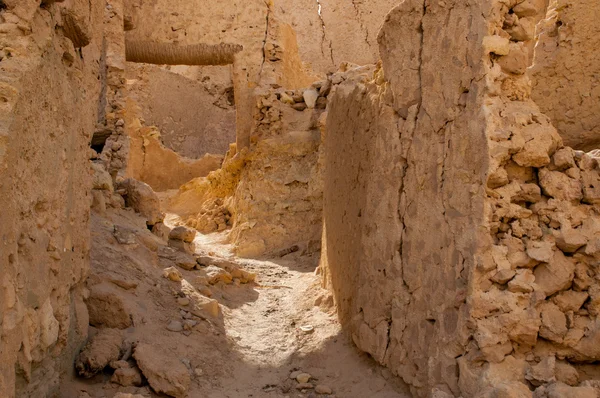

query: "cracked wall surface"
left=0, top=0, right=105, bottom=396
left=323, top=1, right=489, bottom=395
left=317, top=0, right=399, bottom=71
left=322, top=0, right=600, bottom=396
left=531, top=0, right=600, bottom=152
left=124, top=0, right=399, bottom=77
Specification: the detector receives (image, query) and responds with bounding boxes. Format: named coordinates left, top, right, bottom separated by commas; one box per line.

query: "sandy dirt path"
left=62, top=210, right=411, bottom=398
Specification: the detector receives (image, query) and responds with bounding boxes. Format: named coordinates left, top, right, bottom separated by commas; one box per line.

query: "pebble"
left=303, top=88, right=319, bottom=108
left=280, top=92, right=294, bottom=104
left=299, top=325, right=314, bottom=333
left=194, top=367, right=203, bottom=377
left=183, top=319, right=197, bottom=330
left=166, top=320, right=183, bottom=332
left=198, top=286, right=213, bottom=297
left=315, top=385, right=333, bottom=394
left=296, top=373, right=311, bottom=383
left=163, top=267, right=182, bottom=282
left=292, top=102, right=307, bottom=111
left=177, top=297, right=190, bottom=306
left=290, top=370, right=303, bottom=379
left=296, top=383, right=314, bottom=390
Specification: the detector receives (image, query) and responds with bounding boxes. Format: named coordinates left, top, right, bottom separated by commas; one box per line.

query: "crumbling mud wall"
left=126, top=63, right=236, bottom=159
left=124, top=0, right=398, bottom=76
left=172, top=65, right=375, bottom=259
left=97, top=0, right=129, bottom=179
left=531, top=0, right=600, bottom=152
left=322, top=0, right=600, bottom=396
left=319, top=67, right=403, bottom=329
left=170, top=81, right=328, bottom=258
left=322, top=1, right=489, bottom=395
left=0, top=0, right=104, bottom=396
left=124, top=99, right=223, bottom=192
left=227, top=84, right=328, bottom=258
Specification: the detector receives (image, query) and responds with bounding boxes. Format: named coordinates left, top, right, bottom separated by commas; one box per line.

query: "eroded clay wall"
left=125, top=63, right=236, bottom=159
left=531, top=0, right=600, bottom=152
left=321, top=1, right=489, bottom=395
left=124, top=98, right=223, bottom=192
left=319, top=72, right=403, bottom=332
left=124, top=0, right=400, bottom=76
left=0, top=0, right=104, bottom=396
left=323, top=0, right=600, bottom=396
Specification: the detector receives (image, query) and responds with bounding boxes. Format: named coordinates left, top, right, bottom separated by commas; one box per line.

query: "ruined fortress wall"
left=531, top=0, right=600, bottom=152
left=228, top=103, right=324, bottom=257
left=322, top=1, right=489, bottom=395
left=319, top=74, right=404, bottom=330
left=0, top=0, right=104, bottom=396
left=323, top=0, right=600, bottom=396
left=122, top=0, right=401, bottom=163
left=124, top=0, right=400, bottom=77
left=125, top=64, right=236, bottom=159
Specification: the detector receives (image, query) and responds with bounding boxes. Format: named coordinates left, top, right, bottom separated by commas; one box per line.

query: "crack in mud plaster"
left=351, top=0, right=371, bottom=48
left=259, top=0, right=271, bottom=76
left=315, top=0, right=335, bottom=66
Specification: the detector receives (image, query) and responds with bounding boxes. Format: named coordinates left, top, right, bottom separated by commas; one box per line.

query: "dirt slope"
left=61, top=206, right=411, bottom=398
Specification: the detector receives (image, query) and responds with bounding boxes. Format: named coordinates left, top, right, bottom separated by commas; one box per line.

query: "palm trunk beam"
left=125, top=40, right=243, bottom=66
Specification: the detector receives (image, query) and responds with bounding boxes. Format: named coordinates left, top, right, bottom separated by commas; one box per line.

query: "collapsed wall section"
left=0, top=0, right=104, bottom=396
left=123, top=98, right=223, bottom=192
left=227, top=86, right=328, bottom=258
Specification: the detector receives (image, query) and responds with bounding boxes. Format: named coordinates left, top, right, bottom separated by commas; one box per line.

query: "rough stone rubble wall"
left=531, top=0, right=600, bottom=152
left=472, top=0, right=600, bottom=395
left=98, top=0, right=130, bottom=179
left=0, top=0, right=104, bottom=396
left=321, top=0, right=600, bottom=396
left=227, top=83, right=329, bottom=258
